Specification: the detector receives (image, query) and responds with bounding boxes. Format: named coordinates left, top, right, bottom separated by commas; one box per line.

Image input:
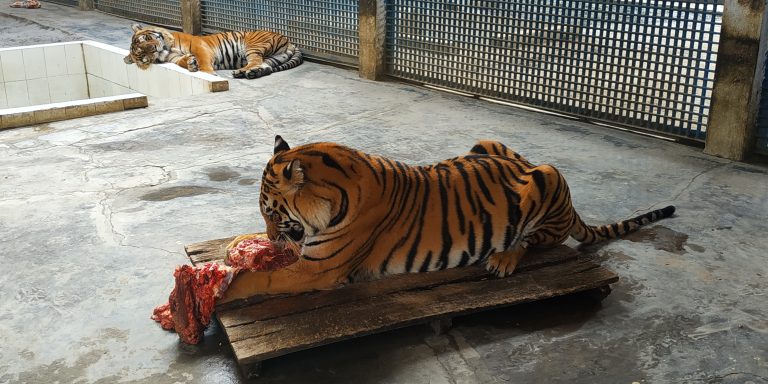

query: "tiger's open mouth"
left=275, top=225, right=304, bottom=257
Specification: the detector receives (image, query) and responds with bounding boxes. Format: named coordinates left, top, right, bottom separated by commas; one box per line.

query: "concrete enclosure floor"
left=1, top=4, right=767, bottom=384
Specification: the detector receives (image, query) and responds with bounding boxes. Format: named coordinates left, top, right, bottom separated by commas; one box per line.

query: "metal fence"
left=200, top=0, right=359, bottom=65
left=45, top=0, right=78, bottom=6
left=94, top=0, right=182, bottom=28
left=386, top=0, right=722, bottom=141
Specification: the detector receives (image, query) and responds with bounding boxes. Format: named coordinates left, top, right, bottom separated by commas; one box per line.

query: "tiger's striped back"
left=257, top=137, right=676, bottom=283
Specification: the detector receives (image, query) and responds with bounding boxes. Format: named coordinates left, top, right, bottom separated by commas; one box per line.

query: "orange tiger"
left=221, top=136, right=675, bottom=302
left=123, top=23, right=302, bottom=79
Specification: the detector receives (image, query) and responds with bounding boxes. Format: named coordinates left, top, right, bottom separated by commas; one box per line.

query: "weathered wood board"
left=186, top=237, right=618, bottom=374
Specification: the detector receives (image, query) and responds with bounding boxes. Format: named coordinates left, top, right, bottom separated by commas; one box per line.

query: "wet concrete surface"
left=1, top=3, right=767, bottom=384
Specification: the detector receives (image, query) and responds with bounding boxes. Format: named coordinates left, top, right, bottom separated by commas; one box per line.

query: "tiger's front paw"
left=485, top=248, right=526, bottom=277
left=232, top=69, right=246, bottom=79
left=187, top=56, right=199, bottom=72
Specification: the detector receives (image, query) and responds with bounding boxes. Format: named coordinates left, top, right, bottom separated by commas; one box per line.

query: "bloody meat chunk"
left=152, top=263, right=235, bottom=344
left=152, top=238, right=297, bottom=344
left=225, top=237, right=298, bottom=271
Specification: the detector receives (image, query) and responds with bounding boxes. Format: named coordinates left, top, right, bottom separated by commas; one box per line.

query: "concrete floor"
left=1, top=3, right=767, bottom=384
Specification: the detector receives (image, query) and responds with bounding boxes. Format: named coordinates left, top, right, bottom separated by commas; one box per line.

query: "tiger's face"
left=259, top=136, right=307, bottom=255
left=259, top=136, right=346, bottom=256
left=123, top=24, right=167, bottom=70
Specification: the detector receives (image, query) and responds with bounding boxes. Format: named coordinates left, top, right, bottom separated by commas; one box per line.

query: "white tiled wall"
left=1, top=41, right=228, bottom=112
left=1, top=43, right=88, bottom=109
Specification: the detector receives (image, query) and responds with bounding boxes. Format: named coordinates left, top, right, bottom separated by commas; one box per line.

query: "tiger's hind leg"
left=233, top=62, right=274, bottom=79
left=232, top=44, right=275, bottom=79
left=486, top=245, right=528, bottom=277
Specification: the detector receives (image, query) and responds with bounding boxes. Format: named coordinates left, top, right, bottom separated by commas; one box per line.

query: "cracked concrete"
left=1, top=3, right=768, bottom=384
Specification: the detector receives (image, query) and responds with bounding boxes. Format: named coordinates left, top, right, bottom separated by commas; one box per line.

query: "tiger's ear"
left=131, top=23, right=143, bottom=32
left=282, top=159, right=304, bottom=186
left=274, top=135, right=290, bottom=155
left=123, top=55, right=134, bottom=64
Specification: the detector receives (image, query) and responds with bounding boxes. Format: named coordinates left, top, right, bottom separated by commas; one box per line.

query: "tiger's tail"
left=570, top=205, right=676, bottom=245
left=273, top=44, right=303, bottom=72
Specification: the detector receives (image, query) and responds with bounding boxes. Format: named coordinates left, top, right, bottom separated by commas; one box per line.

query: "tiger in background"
left=123, top=24, right=303, bottom=79
left=221, top=136, right=675, bottom=302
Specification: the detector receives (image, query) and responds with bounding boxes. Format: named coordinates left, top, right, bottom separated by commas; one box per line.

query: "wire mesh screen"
left=95, top=0, right=182, bottom=28
left=756, top=67, right=768, bottom=154
left=201, top=0, right=359, bottom=65
left=386, top=0, right=722, bottom=140
left=45, top=0, right=78, bottom=6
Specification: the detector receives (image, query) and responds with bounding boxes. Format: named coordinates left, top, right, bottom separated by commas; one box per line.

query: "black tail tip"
left=661, top=205, right=676, bottom=217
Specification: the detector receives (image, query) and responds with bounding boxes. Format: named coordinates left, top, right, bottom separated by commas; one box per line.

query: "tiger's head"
left=123, top=23, right=174, bottom=70
left=259, top=136, right=360, bottom=256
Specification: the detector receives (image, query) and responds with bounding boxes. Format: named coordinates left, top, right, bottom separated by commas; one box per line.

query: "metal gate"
left=200, top=0, right=359, bottom=65
left=386, top=0, right=722, bottom=141
left=95, top=0, right=182, bottom=28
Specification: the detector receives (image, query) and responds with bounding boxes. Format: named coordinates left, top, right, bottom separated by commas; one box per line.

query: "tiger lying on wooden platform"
left=123, top=23, right=303, bottom=79
left=221, top=136, right=675, bottom=302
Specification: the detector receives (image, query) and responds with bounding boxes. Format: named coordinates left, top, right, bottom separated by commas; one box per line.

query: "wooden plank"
left=225, top=258, right=617, bottom=365
left=185, top=236, right=236, bottom=264
left=216, top=245, right=578, bottom=326
left=184, top=236, right=616, bottom=369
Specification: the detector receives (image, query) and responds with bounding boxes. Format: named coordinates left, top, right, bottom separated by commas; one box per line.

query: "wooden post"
left=429, top=318, right=453, bottom=335
left=358, top=0, right=386, bottom=80
left=704, top=0, right=768, bottom=160
left=181, top=0, right=202, bottom=35
left=78, top=0, right=93, bottom=11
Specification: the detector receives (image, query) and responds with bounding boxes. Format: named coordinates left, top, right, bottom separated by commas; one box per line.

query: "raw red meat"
left=226, top=238, right=298, bottom=271
left=152, top=263, right=235, bottom=344
left=152, top=238, right=298, bottom=344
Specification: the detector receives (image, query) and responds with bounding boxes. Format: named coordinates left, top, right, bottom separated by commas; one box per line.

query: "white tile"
left=178, top=74, right=193, bottom=96
left=5, top=80, right=30, bottom=108
left=82, top=41, right=128, bottom=56
left=100, top=50, right=129, bottom=88
left=44, top=45, right=68, bottom=77
left=0, top=83, right=7, bottom=109
left=22, top=48, right=47, bottom=80
left=65, top=44, right=85, bottom=74
left=146, top=66, right=166, bottom=98
left=27, top=78, right=50, bottom=105
left=191, top=78, right=210, bottom=95
left=71, top=74, right=89, bottom=100
left=0, top=57, right=3, bottom=83
left=87, top=74, right=103, bottom=98
left=1, top=49, right=25, bottom=82
left=165, top=72, right=182, bottom=98
left=48, top=75, right=68, bottom=103
left=126, top=63, right=143, bottom=92
left=112, top=84, right=132, bottom=96
left=48, top=74, right=86, bottom=103
left=83, top=44, right=102, bottom=77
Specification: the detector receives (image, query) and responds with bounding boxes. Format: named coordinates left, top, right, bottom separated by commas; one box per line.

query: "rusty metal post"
left=78, top=0, right=93, bottom=11
left=704, top=0, right=768, bottom=160
left=359, top=0, right=386, bottom=80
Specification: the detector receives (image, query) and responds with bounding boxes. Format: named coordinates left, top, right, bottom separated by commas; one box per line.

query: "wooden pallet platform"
left=186, top=237, right=618, bottom=378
